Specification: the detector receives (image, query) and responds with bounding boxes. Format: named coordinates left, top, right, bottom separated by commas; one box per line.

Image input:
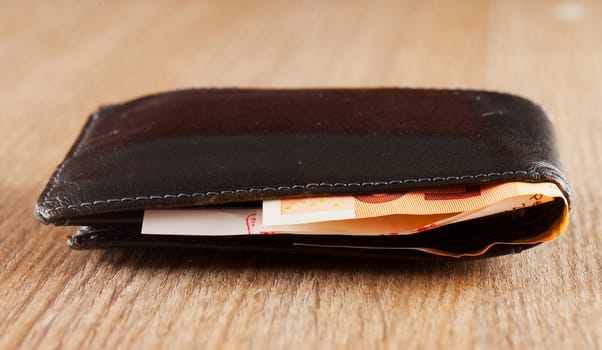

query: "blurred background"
left=2, top=1, right=598, bottom=97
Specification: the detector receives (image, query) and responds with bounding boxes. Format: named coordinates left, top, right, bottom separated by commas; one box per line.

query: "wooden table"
left=1, top=1, right=600, bottom=348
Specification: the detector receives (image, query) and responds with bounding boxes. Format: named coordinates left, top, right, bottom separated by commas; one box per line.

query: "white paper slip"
left=142, top=209, right=261, bottom=236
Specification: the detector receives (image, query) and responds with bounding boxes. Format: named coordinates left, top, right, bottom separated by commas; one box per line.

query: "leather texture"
left=35, top=88, right=569, bottom=223
left=33, top=88, right=571, bottom=257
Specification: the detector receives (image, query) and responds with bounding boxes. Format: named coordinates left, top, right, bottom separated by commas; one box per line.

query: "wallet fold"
left=34, top=88, right=570, bottom=258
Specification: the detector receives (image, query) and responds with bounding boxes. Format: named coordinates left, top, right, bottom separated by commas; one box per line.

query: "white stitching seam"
left=40, top=170, right=536, bottom=217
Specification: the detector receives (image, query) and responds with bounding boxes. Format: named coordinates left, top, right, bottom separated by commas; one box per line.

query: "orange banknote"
left=142, top=181, right=567, bottom=257
left=262, top=182, right=564, bottom=226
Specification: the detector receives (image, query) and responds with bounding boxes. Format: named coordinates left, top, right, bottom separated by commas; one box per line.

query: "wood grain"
left=0, top=0, right=600, bottom=349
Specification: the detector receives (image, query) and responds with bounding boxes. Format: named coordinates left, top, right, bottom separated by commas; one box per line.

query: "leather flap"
left=35, top=88, right=570, bottom=224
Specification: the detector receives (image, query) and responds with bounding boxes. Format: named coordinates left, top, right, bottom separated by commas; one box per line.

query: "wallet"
left=34, top=88, right=570, bottom=259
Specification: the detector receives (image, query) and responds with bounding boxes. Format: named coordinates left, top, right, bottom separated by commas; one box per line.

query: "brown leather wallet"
left=34, top=88, right=570, bottom=258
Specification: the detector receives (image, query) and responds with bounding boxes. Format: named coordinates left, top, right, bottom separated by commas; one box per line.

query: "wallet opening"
left=65, top=198, right=566, bottom=258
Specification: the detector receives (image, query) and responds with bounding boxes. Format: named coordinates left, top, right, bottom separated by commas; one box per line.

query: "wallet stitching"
left=40, top=170, right=537, bottom=216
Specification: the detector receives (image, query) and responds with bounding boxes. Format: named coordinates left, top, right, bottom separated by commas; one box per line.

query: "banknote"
left=143, top=181, right=564, bottom=236
left=141, top=181, right=567, bottom=257
left=262, top=182, right=564, bottom=226
left=142, top=209, right=455, bottom=236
